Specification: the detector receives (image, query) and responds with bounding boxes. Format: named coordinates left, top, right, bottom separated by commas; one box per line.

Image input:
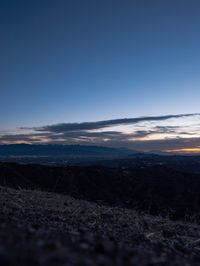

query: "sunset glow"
left=164, top=147, right=200, bottom=154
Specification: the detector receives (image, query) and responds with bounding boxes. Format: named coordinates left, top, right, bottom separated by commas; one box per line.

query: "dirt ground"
left=0, top=186, right=200, bottom=265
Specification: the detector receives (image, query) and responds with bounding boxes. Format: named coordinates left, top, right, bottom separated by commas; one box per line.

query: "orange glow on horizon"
left=164, top=147, right=200, bottom=154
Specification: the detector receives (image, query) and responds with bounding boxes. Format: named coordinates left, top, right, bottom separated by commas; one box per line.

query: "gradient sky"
left=0, top=1, right=200, bottom=152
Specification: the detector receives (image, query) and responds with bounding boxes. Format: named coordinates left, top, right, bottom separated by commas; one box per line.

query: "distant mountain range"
left=0, top=144, right=138, bottom=157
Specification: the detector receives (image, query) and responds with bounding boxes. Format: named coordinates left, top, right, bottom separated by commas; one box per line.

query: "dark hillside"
left=1, top=186, right=200, bottom=266
left=0, top=162, right=200, bottom=218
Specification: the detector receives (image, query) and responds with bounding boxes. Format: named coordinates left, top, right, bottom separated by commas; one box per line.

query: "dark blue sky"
left=0, top=0, right=200, bottom=127
left=0, top=1, right=200, bottom=133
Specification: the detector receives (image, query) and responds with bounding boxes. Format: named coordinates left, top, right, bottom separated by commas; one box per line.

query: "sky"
left=0, top=0, right=200, bottom=152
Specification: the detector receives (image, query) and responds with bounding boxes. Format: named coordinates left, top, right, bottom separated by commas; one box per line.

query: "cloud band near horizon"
left=0, top=113, right=200, bottom=153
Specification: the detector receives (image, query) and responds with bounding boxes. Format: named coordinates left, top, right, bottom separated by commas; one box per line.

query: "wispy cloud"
left=0, top=113, right=200, bottom=153
left=30, top=113, right=198, bottom=133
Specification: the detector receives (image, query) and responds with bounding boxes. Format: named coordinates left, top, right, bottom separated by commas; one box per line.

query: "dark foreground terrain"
left=1, top=162, right=200, bottom=218
left=1, top=186, right=200, bottom=266
left=1, top=160, right=200, bottom=265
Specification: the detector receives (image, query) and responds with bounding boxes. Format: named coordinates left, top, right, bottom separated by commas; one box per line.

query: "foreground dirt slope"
left=0, top=186, right=200, bottom=265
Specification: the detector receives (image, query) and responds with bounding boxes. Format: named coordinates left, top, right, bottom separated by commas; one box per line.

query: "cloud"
left=29, top=113, right=199, bottom=133
left=0, top=113, right=200, bottom=152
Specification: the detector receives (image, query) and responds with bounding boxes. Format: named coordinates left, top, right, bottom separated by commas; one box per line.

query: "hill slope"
left=1, top=163, right=200, bottom=218
left=1, top=186, right=200, bottom=265
left=0, top=144, right=135, bottom=157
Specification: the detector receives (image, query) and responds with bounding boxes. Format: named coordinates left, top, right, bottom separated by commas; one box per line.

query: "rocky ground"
left=1, top=186, right=200, bottom=265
